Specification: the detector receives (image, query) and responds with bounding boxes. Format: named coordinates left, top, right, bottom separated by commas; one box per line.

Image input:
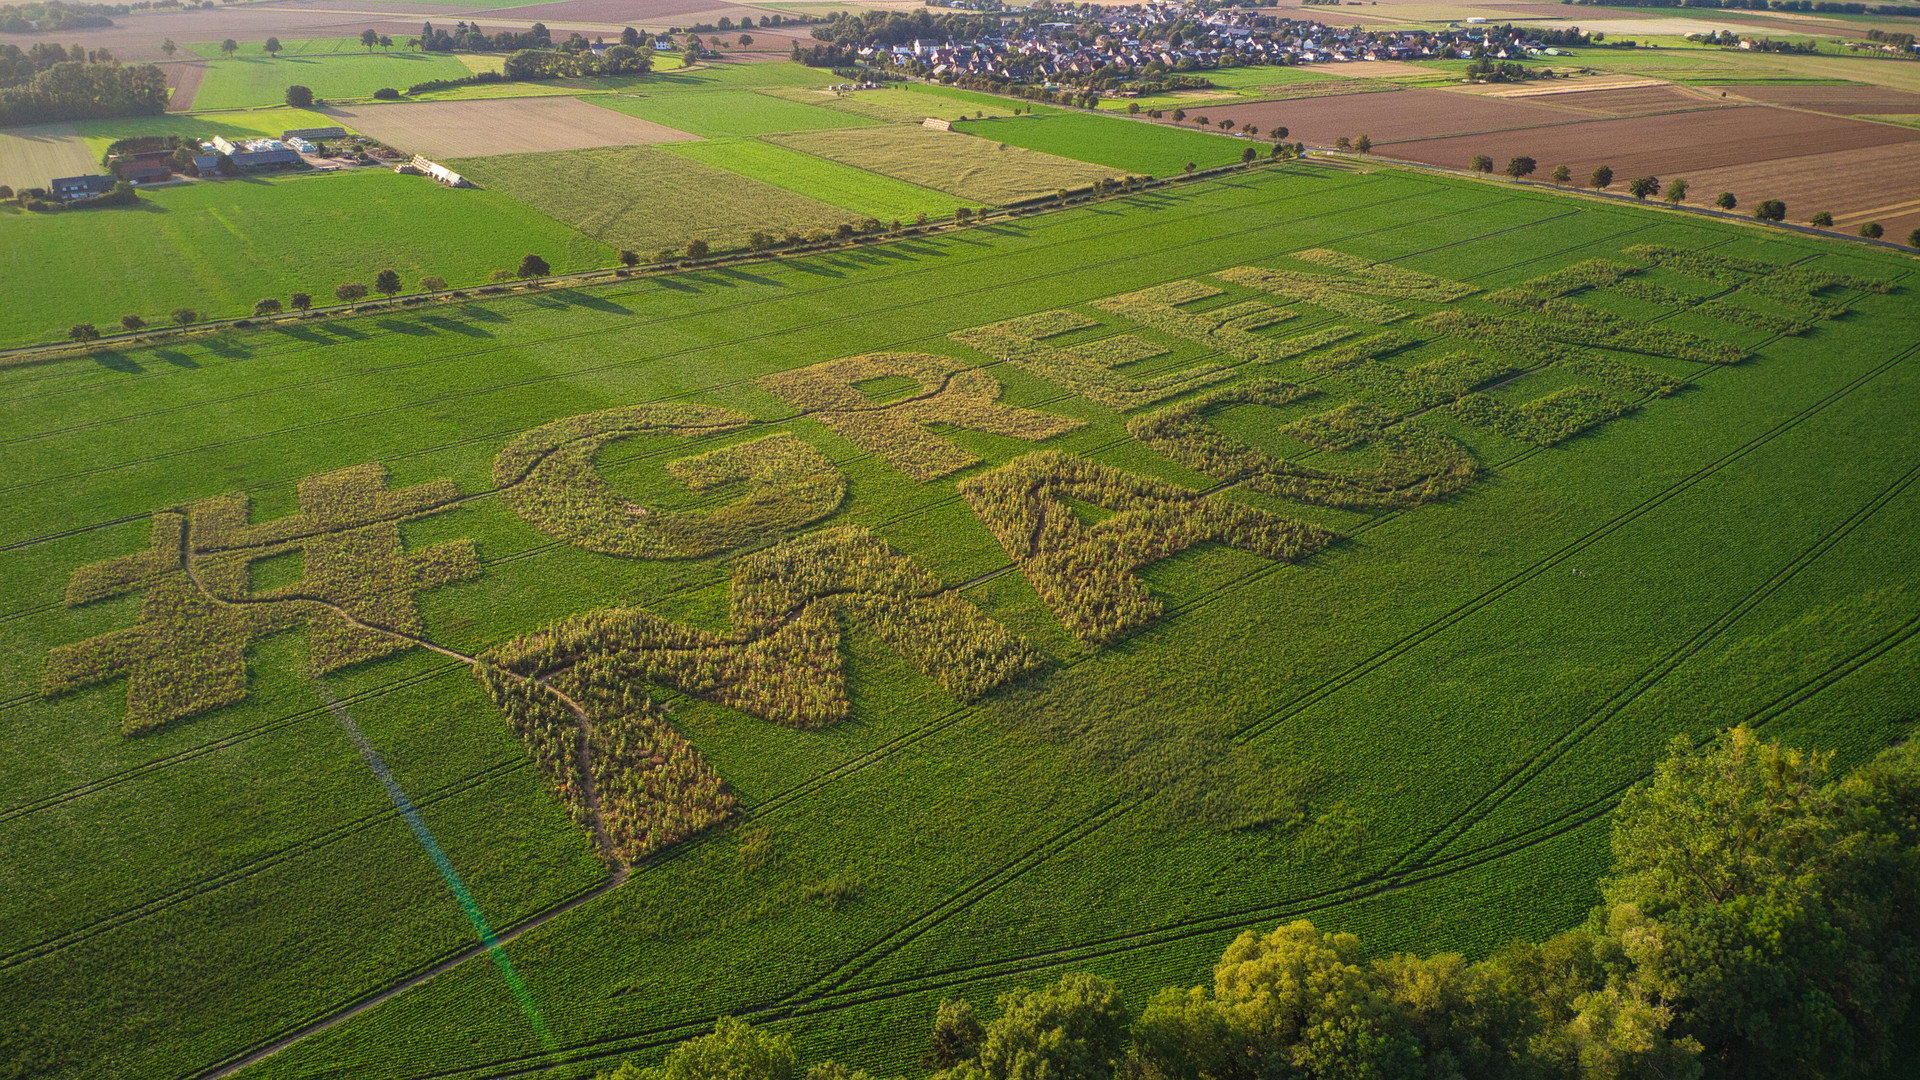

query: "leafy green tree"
left=120, top=314, right=145, bottom=331
left=68, top=323, right=100, bottom=342
left=1183, top=162, right=1195, bottom=175
left=374, top=268, right=402, bottom=297
left=264, top=37, right=281, bottom=57
left=517, top=253, right=551, bottom=278
left=171, top=308, right=198, bottom=326
left=286, top=84, right=313, bottom=107
left=621, top=26, right=641, bottom=46
left=161, top=38, right=177, bottom=58
left=1754, top=200, right=1786, bottom=221
left=1600, top=728, right=1916, bottom=1079
left=1336, top=135, right=1352, bottom=150
left=252, top=297, right=281, bottom=315
left=1590, top=164, right=1613, bottom=189
left=1241, top=146, right=1256, bottom=163
left=977, top=974, right=1130, bottom=1080
left=289, top=293, right=311, bottom=312
left=1506, top=156, right=1536, bottom=179
left=361, top=28, right=378, bottom=51
left=220, top=38, right=238, bottom=57
left=1860, top=221, right=1884, bottom=239
left=1909, top=228, right=1920, bottom=248
left=335, top=282, right=368, bottom=302
left=682, top=239, right=708, bottom=259
left=1716, top=192, right=1737, bottom=210
left=607, top=1018, right=797, bottom=1080
left=1371, top=952, right=1539, bottom=1080
left=418, top=275, right=446, bottom=292
left=1627, top=175, right=1659, bottom=199
left=1811, top=211, right=1833, bottom=226
left=927, top=999, right=985, bottom=1069
left=1663, top=177, right=1688, bottom=203
left=1171, top=108, right=1186, bottom=123
left=619, top=249, right=639, bottom=268
left=1471, top=154, right=1493, bottom=173
left=1551, top=163, right=1571, bottom=183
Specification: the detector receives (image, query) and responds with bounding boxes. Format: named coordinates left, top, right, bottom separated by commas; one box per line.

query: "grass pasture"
left=953, top=112, right=1253, bottom=176
left=448, top=144, right=864, bottom=254
left=762, top=125, right=1121, bottom=204
left=3, top=160, right=1917, bottom=1080
left=184, top=49, right=480, bottom=110
left=663, top=137, right=965, bottom=223
left=0, top=123, right=98, bottom=191
left=0, top=169, right=607, bottom=345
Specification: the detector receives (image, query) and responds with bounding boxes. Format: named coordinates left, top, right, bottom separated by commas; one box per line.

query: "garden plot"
left=327, top=97, right=701, bottom=158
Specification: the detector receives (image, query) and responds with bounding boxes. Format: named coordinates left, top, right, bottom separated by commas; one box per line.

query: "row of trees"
left=598, top=728, right=1920, bottom=1080
left=0, top=57, right=165, bottom=125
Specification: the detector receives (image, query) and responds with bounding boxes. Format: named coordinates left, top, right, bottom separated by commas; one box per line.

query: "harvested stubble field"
left=1501, top=83, right=1730, bottom=116
left=587, top=88, right=884, bottom=138
left=0, top=123, right=99, bottom=192
left=1672, top=141, right=1920, bottom=240
left=327, top=96, right=701, bottom=158
left=762, top=125, right=1121, bottom=205
left=4, top=159, right=1918, bottom=1080
left=448, top=144, right=865, bottom=253
left=1214, top=86, right=1580, bottom=146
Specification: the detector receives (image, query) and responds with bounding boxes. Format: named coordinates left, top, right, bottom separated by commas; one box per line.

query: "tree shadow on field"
left=201, top=336, right=251, bottom=359
left=652, top=275, right=702, bottom=292
left=313, top=321, right=368, bottom=340
left=784, top=260, right=845, bottom=279
left=374, top=318, right=436, bottom=337
left=713, top=267, right=782, bottom=288
left=554, top=290, right=633, bottom=315
left=273, top=324, right=332, bottom=345
left=418, top=315, right=492, bottom=338
left=890, top=240, right=948, bottom=258
left=677, top=272, right=742, bottom=290
left=152, top=349, right=198, bottom=369
left=90, top=350, right=144, bottom=373
left=456, top=304, right=509, bottom=324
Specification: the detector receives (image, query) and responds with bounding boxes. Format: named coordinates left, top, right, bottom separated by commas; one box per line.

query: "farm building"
left=49, top=175, right=114, bottom=200
left=406, top=155, right=468, bottom=188
left=118, top=162, right=172, bottom=185
left=208, top=136, right=302, bottom=171
left=283, top=126, right=347, bottom=141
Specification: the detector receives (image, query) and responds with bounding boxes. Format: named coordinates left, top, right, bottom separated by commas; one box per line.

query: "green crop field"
left=3, top=159, right=1918, bottom=1080
left=0, top=169, right=607, bottom=346
left=953, top=112, right=1252, bottom=176
left=448, top=145, right=867, bottom=255
left=762, top=125, right=1121, bottom=204
left=186, top=50, right=481, bottom=110
left=664, top=137, right=965, bottom=223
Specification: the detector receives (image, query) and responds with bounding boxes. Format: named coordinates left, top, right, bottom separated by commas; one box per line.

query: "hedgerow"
left=1128, top=382, right=1480, bottom=511
left=495, top=403, right=845, bottom=558
left=957, top=451, right=1337, bottom=644
left=488, top=526, right=1039, bottom=729
left=756, top=352, right=1084, bottom=481
left=477, top=666, right=734, bottom=863
left=949, top=309, right=1230, bottom=410
left=1090, top=281, right=1297, bottom=363
left=44, top=465, right=479, bottom=731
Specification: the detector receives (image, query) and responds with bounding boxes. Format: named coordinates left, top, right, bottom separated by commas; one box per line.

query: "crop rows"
left=950, top=310, right=1229, bottom=410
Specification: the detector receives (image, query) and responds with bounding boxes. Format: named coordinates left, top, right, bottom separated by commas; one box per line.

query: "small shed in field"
left=921, top=117, right=953, bottom=131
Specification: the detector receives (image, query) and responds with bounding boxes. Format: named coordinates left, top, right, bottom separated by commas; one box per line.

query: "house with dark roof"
left=50, top=175, right=115, bottom=200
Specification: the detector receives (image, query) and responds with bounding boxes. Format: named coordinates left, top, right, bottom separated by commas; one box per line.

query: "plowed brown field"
left=1377, top=104, right=1920, bottom=177
left=1222, top=87, right=1579, bottom=145
left=1679, top=142, right=1920, bottom=240
left=1726, top=83, right=1920, bottom=116
left=1515, top=84, right=1728, bottom=116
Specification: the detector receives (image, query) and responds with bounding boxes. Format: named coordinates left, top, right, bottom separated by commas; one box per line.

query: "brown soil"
left=1676, top=141, right=1920, bottom=242
left=1223, top=88, right=1583, bottom=146
left=163, top=60, right=205, bottom=113
left=1377, top=104, right=1920, bottom=177
left=326, top=97, right=702, bottom=158
left=1724, top=83, right=1920, bottom=116
left=1518, top=84, right=1727, bottom=116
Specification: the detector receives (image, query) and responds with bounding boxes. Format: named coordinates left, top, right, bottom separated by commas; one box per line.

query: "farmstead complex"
left=4, top=0, right=1920, bottom=1078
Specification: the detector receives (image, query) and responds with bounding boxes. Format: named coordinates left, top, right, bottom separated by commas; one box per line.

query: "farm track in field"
left=1388, top=437, right=1920, bottom=876
left=24, top=192, right=1897, bottom=1078
left=374, top=608, right=1920, bottom=1080
left=0, top=757, right=530, bottom=973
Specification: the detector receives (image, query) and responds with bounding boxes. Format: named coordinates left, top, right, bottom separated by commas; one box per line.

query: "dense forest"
left=600, top=728, right=1920, bottom=1080
left=0, top=53, right=166, bottom=126
left=0, top=2, right=123, bottom=34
